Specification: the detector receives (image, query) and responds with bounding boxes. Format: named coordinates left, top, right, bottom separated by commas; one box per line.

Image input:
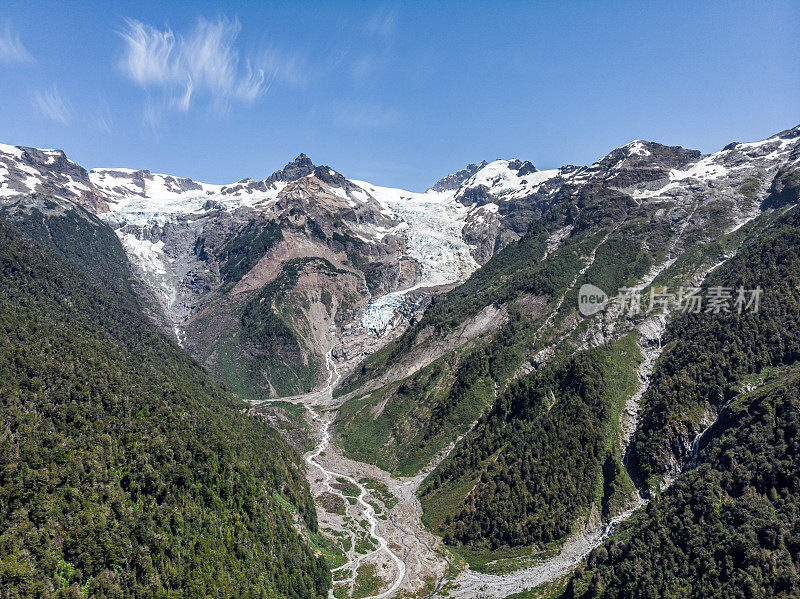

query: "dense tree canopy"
left=421, top=336, right=640, bottom=549
left=565, top=373, right=800, bottom=598
left=629, top=206, right=800, bottom=488
left=0, top=220, right=330, bottom=598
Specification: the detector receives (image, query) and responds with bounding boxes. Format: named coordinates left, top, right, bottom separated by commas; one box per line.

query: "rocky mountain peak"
left=591, top=140, right=702, bottom=188
left=217, top=154, right=316, bottom=197
left=264, top=153, right=316, bottom=187
left=777, top=124, right=800, bottom=140
left=723, top=125, right=800, bottom=152
left=599, top=140, right=701, bottom=170
left=311, top=165, right=348, bottom=187
left=428, top=160, right=489, bottom=192
left=506, top=159, right=537, bottom=176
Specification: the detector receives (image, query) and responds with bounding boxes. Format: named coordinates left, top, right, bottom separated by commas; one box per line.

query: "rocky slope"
left=1, top=123, right=799, bottom=597
left=0, top=148, right=492, bottom=399
left=428, top=160, right=488, bottom=192
left=0, top=143, right=109, bottom=211
left=332, top=124, right=800, bottom=587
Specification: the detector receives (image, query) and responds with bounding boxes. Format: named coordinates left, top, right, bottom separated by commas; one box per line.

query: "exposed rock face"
left=1, top=124, right=798, bottom=400
left=271, top=166, right=396, bottom=231
left=218, top=153, right=315, bottom=196
left=266, top=153, right=316, bottom=186
left=0, top=144, right=109, bottom=212
left=86, top=156, right=422, bottom=398
left=449, top=159, right=566, bottom=261
left=589, top=141, right=701, bottom=188
left=428, top=161, right=488, bottom=192
left=448, top=127, right=800, bottom=265
left=461, top=203, right=502, bottom=264
left=185, top=253, right=367, bottom=398
left=451, top=144, right=701, bottom=262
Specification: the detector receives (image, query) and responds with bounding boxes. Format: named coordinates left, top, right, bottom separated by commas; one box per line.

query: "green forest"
left=420, top=334, right=641, bottom=549
left=0, top=197, right=139, bottom=308
left=557, top=205, right=800, bottom=597
left=628, top=205, right=800, bottom=491
left=0, top=220, right=330, bottom=597
left=564, top=370, right=800, bottom=598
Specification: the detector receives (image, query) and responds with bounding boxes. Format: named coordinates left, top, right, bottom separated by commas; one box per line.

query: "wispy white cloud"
left=258, top=47, right=309, bottom=91
left=96, top=97, right=113, bottom=134
left=333, top=102, right=402, bottom=130
left=142, top=95, right=163, bottom=140
left=33, top=86, right=72, bottom=124
left=350, top=56, right=377, bottom=81
left=0, top=21, right=33, bottom=64
left=118, top=15, right=304, bottom=116
left=364, top=6, right=397, bottom=37
left=346, top=6, right=398, bottom=83
left=118, top=18, right=177, bottom=87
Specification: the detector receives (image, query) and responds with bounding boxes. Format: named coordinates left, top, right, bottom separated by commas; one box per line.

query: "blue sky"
left=1, top=1, right=799, bottom=190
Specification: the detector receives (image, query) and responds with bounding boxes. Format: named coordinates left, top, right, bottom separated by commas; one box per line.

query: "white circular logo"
left=578, top=283, right=608, bottom=316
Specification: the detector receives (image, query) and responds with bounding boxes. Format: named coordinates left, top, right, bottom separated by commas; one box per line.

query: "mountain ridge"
left=2, top=122, right=800, bottom=597
left=3, top=125, right=798, bottom=402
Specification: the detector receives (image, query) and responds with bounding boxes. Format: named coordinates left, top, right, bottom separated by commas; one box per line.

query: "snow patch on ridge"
left=626, top=140, right=652, bottom=157
left=669, top=156, right=730, bottom=182
left=92, top=168, right=290, bottom=227
left=463, top=160, right=561, bottom=198
left=0, top=143, right=24, bottom=159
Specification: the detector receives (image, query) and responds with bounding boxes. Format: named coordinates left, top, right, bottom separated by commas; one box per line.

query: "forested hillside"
left=0, top=219, right=330, bottom=597
left=564, top=369, right=800, bottom=598
left=558, top=206, right=800, bottom=598
left=335, top=189, right=654, bottom=479
left=0, top=195, right=138, bottom=308
left=420, top=334, right=641, bottom=549
left=628, top=205, right=800, bottom=490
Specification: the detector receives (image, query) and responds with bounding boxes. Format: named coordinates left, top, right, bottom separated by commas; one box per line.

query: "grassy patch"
left=333, top=477, right=361, bottom=498
left=739, top=172, right=764, bottom=199
left=310, top=531, right=349, bottom=570
left=353, top=563, right=383, bottom=599
left=451, top=542, right=561, bottom=575
left=335, top=348, right=494, bottom=477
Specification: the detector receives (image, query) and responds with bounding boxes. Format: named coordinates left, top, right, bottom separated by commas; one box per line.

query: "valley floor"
left=251, top=343, right=650, bottom=599
left=252, top=350, right=451, bottom=598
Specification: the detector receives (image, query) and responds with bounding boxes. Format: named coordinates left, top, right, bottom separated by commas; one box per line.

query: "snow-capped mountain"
left=0, top=143, right=109, bottom=212
left=455, top=126, right=800, bottom=263
left=1, top=124, right=797, bottom=400
left=87, top=153, right=321, bottom=226
left=2, top=123, right=799, bottom=599
left=427, top=160, right=488, bottom=192
left=83, top=155, right=492, bottom=337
